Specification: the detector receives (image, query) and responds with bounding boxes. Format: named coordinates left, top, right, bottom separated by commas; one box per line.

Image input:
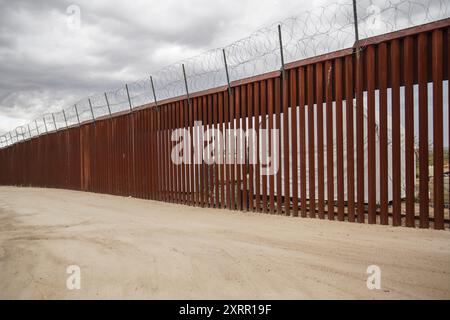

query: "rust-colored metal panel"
left=235, top=86, right=242, bottom=210
left=355, top=51, right=365, bottom=224
left=432, top=29, right=444, bottom=230
left=275, top=78, right=282, bottom=215
left=335, top=57, right=345, bottom=221
left=447, top=28, right=449, bottom=230
left=218, top=92, right=225, bottom=208
left=213, top=94, right=219, bottom=208
left=156, top=110, right=161, bottom=200
left=267, top=79, right=276, bottom=214
left=179, top=101, right=184, bottom=204
left=172, top=102, right=178, bottom=203
left=155, top=107, right=160, bottom=200
left=194, top=97, right=201, bottom=206
left=200, top=97, right=206, bottom=207
left=260, top=80, right=268, bottom=213
left=208, top=95, right=214, bottom=208
left=184, top=100, right=190, bottom=205
left=147, top=108, right=152, bottom=200
left=144, top=109, right=149, bottom=199
left=241, top=85, right=248, bottom=211
left=290, top=69, right=299, bottom=217
left=316, top=62, right=325, bottom=219
left=254, top=82, right=261, bottom=212
left=130, top=112, right=136, bottom=198
left=391, top=39, right=402, bottom=226
left=224, top=90, right=233, bottom=210
left=165, top=105, right=170, bottom=202
left=171, top=103, right=177, bottom=203
left=247, top=84, right=255, bottom=212
left=307, top=64, right=316, bottom=218
left=367, top=45, right=377, bottom=225
left=133, top=113, right=140, bottom=198
left=378, top=42, right=389, bottom=225
left=182, top=100, right=187, bottom=204
left=139, top=110, right=144, bottom=199
left=177, top=102, right=181, bottom=203
left=188, top=98, right=194, bottom=206
left=282, top=72, right=290, bottom=216
left=173, top=103, right=178, bottom=202
left=150, top=110, right=154, bottom=199
left=159, top=107, right=164, bottom=201
left=325, top=60, right=334, bottom=220
left=163, top=105, right=169, bottom=202
left=404, top=36, right=416, bottom=227
left=298, top=67, right=307, bottom=218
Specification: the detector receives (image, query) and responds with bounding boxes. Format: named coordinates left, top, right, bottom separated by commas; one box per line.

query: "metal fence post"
left=52, top=113, right=58, bottom=131
left=88, top=99, right=95, bottom=123
left=182, top=64, right=191, bottom=108
left=27, top=124, right=32, bottom=140
left=62, top=109, right=68, bottom=128
left=222, top=49, right=232, bottom=96
left=43, top=117, right=48, bottom=133
left=125, top=84, right=133, bottom=112
left=35, top=120, right=40, bottom=136
left=104, top=92, right=112, bottom=117
left=278, top=24, right=286, bottom=79
left=150, top=76, right=159, bottom=111
left=352, top=0, right=361, bottom=58
left=74, top=104, right=80, bottom=126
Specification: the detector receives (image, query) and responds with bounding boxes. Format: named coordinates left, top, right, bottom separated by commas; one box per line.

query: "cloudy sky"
left=0, top=0, right=330, bottom=134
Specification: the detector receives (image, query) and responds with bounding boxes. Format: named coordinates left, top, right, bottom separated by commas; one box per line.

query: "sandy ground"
left=0, top=186, right=449, bottom=300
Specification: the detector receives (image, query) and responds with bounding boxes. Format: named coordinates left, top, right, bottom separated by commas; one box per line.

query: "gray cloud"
left=0, top=0, right=316, bottom=133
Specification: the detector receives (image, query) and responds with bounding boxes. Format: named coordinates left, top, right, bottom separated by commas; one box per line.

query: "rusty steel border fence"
left=0, top=19, right=449, bottom=229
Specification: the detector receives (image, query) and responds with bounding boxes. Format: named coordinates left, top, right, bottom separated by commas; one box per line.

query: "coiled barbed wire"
left=1, top=0, right=448, bottom=147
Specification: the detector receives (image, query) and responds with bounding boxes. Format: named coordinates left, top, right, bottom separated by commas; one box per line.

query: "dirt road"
left=0, top=186, right=449, bottom=299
